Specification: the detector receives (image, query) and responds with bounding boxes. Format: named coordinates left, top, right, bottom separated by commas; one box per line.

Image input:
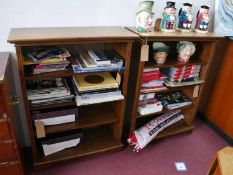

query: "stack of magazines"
left=162, top=64, right=203, bottom=87
left=23, top=47, right=70, bottom=74
left=155, top=92, right=192, bottom=110
left=72, top=72, right=124, bottom=106
left=27, top=78, right=74, bottom=106
left=70, top=46, right=125, bottom=73
left=141, top=68, right=167, bottom=93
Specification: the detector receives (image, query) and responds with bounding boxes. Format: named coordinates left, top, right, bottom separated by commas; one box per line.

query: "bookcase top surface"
left=0, top=52, right=10, bottom=83
left=8, top=26, right=139, bottom=44
left=126, top=27, right=224, bottom=41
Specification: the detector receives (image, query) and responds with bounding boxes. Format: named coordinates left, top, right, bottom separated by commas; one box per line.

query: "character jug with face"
left=152, top=42, right=169, bottom=64
left=177, top=41, right=196, bottom=62
left=195, top=5, right=210, bottom=33
left=136, top=0, right=155, bottom=33
left=178, top=3, right=193, bottom=32
left=160, top=1, right=176, bottom=32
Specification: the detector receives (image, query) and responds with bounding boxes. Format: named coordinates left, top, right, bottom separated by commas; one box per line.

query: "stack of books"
left=23, top=47, right=70, bottom=74
left=162, top=64, right=204, bottom=87
left=141, top=68, right=167, bottom=93
left=27, top=78, right=74, bottom=106
left=72, top=72, right=124, bottom=106
left=70, top=46, right=125, bottom=73
left=155, top=92, right=192, bottom=110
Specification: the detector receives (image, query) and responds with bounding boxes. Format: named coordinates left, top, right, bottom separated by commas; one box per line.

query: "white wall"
left=0, top=0, right=215, bottom=146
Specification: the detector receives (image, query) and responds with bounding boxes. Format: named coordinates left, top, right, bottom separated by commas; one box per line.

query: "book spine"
left=73, top=66, right=125, bottom=73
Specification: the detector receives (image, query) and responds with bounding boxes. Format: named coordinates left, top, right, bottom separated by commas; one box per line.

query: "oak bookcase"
left=126, top=27, right=223, bottom=140
left=8, top=27, right=138, bottom=168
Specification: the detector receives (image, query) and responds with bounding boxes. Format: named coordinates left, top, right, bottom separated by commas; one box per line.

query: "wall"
left=0, top=0, right=215, bottom=147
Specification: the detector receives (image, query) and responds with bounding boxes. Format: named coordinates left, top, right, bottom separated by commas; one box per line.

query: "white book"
left=76, top=90, right=122, bottom=100
left=76, top=94, right=124, bottom=106
left=34, top=114, right=76, bottom=126
left=42, top=138, right=80, bottom=156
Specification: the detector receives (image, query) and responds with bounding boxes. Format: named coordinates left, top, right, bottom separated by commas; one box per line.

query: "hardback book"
left=76, top=46, right=97, bottom=68
left=32, top=107, right=78, bottom=126
left=41, top=131, right=83, bottom=156
left=73, top=72, right=119, bottom=92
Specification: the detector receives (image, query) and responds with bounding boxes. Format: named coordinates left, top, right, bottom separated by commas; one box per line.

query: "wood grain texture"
left=204, top=40, right=233, bottom=139
left=8, top=27, right=138, bottom=45
left=207, top=147, right=233, bottom=175
left=126, top=27, right=224, bottom=41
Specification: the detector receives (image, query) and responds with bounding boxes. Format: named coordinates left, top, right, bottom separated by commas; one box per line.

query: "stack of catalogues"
left=27, top=78, right=74, bottom=106
left=141, top=68, right=167, bottom=93
left=162, top=64, right=204, bottom=87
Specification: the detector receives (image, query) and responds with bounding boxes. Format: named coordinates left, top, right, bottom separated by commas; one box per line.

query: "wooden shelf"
left=34, top=127, right=123, bottom=167
left=25, top=70, right=74, bottom=80
left=137, top=104, right=193, bottom=118
left=44, top=104, right=118, bottom=135
left=145, top=59, right=206, bottom=69
left=156, top=120, right=193, bottom=139
left=29, top=101, right=76, bottom=110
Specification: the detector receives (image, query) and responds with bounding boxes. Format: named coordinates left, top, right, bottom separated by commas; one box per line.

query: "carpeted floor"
left=29, top=119, right=229, bottom=175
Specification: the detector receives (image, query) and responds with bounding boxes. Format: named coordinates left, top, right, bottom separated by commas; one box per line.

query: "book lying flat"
left=41, top=132, right=83, bottom=156
left=73, top=72, right=119, bottom=92
left=32, top=108, right=78, bottom=126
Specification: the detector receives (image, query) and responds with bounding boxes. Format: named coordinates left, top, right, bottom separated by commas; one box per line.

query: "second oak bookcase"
left=8, top=27, right=138, bottom=168
left=126, top=27, right=223, bottom=140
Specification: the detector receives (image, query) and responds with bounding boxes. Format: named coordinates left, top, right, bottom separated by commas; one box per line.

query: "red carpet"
left=29, top=119, right=229, bottom=175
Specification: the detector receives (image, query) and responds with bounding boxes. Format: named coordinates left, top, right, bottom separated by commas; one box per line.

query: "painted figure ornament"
left=152, top=42, right=169, bottom=64
left=160, top=1, right=176, bottom=32
left=195, top=5, right=210, bottom=33
left=177, top=41, right=196, bottom=62
left=136, top=1, right=155, bottom=33
left=178, top=3, right=193, bottom=32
